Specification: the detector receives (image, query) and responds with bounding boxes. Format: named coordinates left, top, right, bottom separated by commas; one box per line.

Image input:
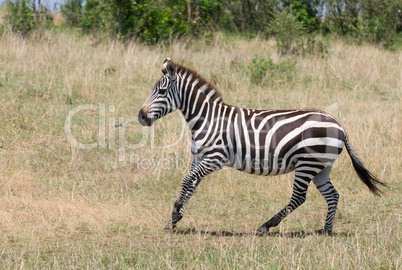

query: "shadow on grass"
left=172, top=228, right=352, bottom=238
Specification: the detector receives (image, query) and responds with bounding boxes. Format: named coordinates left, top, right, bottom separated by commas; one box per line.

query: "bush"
left=289, top=0, right=320, bottom=33
left=4, top=0, right=53, bottom=36
left=223, top=0, right=274, bottom=35
left=357, top=0, right=401, bottom=48
left=135, top=4, right=189, bottom=44
left=248, top=56, right=297, bottom=85
left=269, top=8, right=306, bottom=55
left=5, top=0, right=36, bottom=36
left=248, top=56, right=270, bottom=85
left=323, top=0, right=401, bottom=48
left=69, top=0, right=191, bottom=44
left=61, top=0, right=83, bottom=27
left=62, top=0, right=227, bottom=44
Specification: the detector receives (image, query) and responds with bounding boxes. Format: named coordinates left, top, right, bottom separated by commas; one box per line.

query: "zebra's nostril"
left=138, top=108, right=152, bottom=126
left=139, top=108, right=145, bottom=118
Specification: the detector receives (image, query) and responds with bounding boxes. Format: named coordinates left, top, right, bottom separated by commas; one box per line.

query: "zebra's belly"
left=225, top=150, right=340, bottom=177
left=224, top=155, right=297, bottom=176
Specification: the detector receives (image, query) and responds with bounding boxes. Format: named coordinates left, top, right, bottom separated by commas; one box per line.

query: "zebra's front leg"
left=164, top=158, right=223, bottom=231
left=163, top=175, right=201, bottom=231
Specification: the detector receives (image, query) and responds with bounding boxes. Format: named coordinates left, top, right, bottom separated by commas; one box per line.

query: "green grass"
left=0, top=31, right=400, bottom=269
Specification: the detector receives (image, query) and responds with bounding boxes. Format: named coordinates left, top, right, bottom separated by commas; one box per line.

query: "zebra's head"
left=138, top=58, right=179, bottom=127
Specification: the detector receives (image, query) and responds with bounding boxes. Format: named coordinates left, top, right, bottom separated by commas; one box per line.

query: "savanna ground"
left=0, top=30, right=400, bottom=269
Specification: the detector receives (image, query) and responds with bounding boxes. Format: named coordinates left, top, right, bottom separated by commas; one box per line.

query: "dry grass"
left=0, top=30, right=400, bottom=269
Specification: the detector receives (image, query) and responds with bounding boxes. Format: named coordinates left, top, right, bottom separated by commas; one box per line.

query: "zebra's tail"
left=344, top=137, right=387, bottom=196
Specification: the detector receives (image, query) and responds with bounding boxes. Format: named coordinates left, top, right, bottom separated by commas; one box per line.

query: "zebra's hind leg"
left=312, top=165, right=339, bottom=234
left=257, top=165, right=318, bottom=234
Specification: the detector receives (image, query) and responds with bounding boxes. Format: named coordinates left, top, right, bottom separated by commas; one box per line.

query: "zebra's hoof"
left=164, top=220, right=176, bottom=232
left=256, top=225, right=269, bottom=235
left=315, top=229, right=331, bottom=235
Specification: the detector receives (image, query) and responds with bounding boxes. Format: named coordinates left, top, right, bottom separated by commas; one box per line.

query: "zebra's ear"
left=162, top=58, right=176, bottom=79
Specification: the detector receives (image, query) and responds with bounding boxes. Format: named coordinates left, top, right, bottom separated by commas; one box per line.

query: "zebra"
left=138, top=58, right=386, bottom=234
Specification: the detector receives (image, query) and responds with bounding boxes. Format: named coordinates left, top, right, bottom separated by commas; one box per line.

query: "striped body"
left=190, top=106, right=345, bottom=176
left=138, top=59, right=385, bottom=234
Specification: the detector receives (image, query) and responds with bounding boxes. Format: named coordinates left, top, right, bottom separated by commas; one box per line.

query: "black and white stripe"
left=138, top=58, right=386, bottom=234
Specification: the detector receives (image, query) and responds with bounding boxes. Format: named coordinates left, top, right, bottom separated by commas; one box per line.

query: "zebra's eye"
left=159, top=88, right=167, bottom=95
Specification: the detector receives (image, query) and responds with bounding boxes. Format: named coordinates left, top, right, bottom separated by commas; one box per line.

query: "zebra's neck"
left=175, top=66, right=225, bottom=132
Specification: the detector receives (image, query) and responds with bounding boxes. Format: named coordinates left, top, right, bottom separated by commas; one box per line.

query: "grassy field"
left=0, top=30, right=400, bottom=269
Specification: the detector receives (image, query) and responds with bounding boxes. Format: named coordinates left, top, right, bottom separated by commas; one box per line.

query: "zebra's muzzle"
left=138, top=108, right=153, bottom=127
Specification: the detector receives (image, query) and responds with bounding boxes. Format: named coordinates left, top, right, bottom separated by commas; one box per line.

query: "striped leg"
left=315, top=180, right=339, bottom=234
left=312, top=165, right=339, bottom=234
left=164, top=158, right=223, bottom=231
left=257, top=165, right=317, bottom=234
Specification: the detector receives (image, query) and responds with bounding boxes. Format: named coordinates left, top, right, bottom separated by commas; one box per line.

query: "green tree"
left=222, top=0, right=275, bottom=35
left=288, top=0, right=321, bottom=32
left=61, top=0, right=83, bottom=26
left=322, top=0, right=359, bottom=35
left=269, top=7, right=306, bottom=54
left=5, top=0, right=36, bottom=36
left=357, top=0, right=401, bottom=46
left=323, top=0, right=401, bottom=47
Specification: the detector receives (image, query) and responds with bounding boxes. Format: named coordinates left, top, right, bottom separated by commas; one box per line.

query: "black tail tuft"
left=344, top=138, right=387, bottom=196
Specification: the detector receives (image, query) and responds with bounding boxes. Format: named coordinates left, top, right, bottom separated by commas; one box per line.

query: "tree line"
left=1, top=0, right=401, bottom=49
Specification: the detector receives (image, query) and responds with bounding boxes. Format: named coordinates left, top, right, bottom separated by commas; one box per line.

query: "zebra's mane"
left=175, top=62, right=225, bottom=104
